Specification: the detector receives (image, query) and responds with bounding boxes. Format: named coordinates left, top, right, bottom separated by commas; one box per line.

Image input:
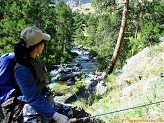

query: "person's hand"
left=52, top=112, right=70, bottom=123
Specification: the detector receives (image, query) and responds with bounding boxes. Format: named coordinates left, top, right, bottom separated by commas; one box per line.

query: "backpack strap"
left=14, top=61, right=36, bottom=79
left=7, top=94, right=17, bottom=123
left=14, top=61, right=36, bottom=96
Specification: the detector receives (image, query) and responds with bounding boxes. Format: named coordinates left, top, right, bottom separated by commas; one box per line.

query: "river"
left=50, top=45, right=98, bottom=84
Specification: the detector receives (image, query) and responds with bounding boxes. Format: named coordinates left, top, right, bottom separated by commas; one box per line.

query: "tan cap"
left=20, top=26, right=51, bottom=47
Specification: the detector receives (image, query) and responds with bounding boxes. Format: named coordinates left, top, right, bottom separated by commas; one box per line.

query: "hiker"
left=14, top=26, right=73, bottom=123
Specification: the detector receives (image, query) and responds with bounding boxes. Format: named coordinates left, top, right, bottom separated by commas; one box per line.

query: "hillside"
left=72, top=3, right=95, bottom=14
left=71, top=42, right=164, bottom=122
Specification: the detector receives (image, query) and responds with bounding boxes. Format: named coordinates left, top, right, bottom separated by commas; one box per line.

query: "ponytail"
left=14, top=39, right=36, bottom=63
left=14, top=39, right=26, bottom=61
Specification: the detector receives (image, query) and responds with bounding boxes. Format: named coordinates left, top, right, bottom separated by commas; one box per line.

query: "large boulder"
left=57, top=73, right=75, bottom=81
left=117, top=47, right=150, bottom=87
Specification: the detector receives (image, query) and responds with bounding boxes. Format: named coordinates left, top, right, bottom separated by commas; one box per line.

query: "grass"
left=48, top=82, right=69, bottom=95
left=80, top=78, right=164, bottom=122
left=148, top=42, right=164, bottom=57
left=135, top=42, right=164, bottom=80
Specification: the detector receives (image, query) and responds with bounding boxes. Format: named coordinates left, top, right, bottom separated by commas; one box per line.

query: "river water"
left=70, top=46, right=97, bottom=74
left=50, top=46, right=97, bottom=83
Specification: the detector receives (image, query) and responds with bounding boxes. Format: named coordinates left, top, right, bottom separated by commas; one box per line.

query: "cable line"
left=70, top=100, right=164, bottom=122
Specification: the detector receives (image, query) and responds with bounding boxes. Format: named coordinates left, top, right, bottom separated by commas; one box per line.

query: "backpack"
left=0, top=52, right=36, bottom=122
left=0, top=52, right=16, bottom=104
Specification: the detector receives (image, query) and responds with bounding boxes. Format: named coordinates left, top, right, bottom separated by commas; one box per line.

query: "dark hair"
left=14, top=39, right=46, bottom=63
left=14, top=39, right=34, bottom=61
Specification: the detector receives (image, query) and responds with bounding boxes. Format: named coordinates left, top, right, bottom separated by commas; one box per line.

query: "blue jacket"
left=14, top=66, right=56, bottom=120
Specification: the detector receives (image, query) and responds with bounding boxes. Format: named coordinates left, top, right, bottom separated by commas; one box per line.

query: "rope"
left=71, top=100, right=164, bottom=122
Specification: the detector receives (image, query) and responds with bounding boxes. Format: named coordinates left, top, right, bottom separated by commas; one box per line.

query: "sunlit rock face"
left=54, top=0, right=91, bottom=8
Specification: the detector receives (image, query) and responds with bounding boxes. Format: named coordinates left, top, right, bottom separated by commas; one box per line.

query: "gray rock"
left=96, top=81, right=108, bottom=95
left=159, top=36, right=164, bottom=42
left=117, top=47, right=150, bottom=87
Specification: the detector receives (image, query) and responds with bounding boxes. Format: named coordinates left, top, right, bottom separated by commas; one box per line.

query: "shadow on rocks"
left=0, top=108, right=5, bottom=123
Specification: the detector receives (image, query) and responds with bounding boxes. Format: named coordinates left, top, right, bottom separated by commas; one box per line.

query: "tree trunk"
left=105, top=0, right=129, bottom=76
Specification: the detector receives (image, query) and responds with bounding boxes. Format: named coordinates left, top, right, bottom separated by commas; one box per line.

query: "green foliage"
left=140, top=20, right=161, bottom=44
left=60, top=51, right=72, bottom=63
left=149, top=43, right=164, bottom=57
left=128, top=37, right=146, bottom=56
left=0, top=0, right=74, bottom=72
left=76, top=74, right=86, bottom=89
left=96, top=55, right=108, bottom=71
left=106, top=74, right=118, bottom=86
left=73, top=12, right=89, bottom=45
left=0, top=0, right=28, bottom=54
left=55, top=0, right=74, bottom=54
left=87, top=94, right=103, bottom=106
left=72, top=74, right=86, bottom=94
left=89, top=49, right=98, bottom=58
left=71, top=85, right=79, bottom=94
left=129, top=1, right=164, bottom=45
left=49, top=82, right=68, bottom=96
left=92, top=0, right=118, bottom=13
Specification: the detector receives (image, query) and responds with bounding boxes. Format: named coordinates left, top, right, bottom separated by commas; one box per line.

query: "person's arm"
left=15, top=66, right=55, bottom=120
left=15, top=66, right=71, bottom=123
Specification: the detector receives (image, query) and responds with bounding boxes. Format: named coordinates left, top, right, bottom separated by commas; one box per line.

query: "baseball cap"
left=20, top=26, right=51, bottom=47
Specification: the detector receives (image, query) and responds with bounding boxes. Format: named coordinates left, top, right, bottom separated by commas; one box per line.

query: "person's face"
left=37, top=42, right=45, bottom=54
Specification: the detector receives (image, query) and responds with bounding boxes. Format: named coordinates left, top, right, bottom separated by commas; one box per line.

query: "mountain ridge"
left=55, top=0, right=91, bottom=8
